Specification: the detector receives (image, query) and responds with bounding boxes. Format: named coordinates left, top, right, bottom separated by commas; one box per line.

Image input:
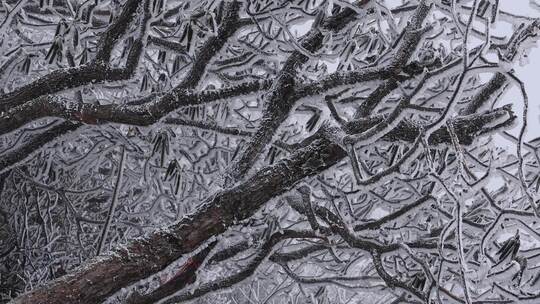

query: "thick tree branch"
left=0, top=0, right=145, bottom=112
left=124, top=241, right=218, bottom=304
left=0, top=121, right=80, bottom=173
left=12, top=104, right=513, bottom=303
left=344, top=105, right=516, bottom=146
left=223, top=1, right=378, bottom=185
left=94, top=0, right=141, bottom=62
left=157, top=230, right=318, bottom=304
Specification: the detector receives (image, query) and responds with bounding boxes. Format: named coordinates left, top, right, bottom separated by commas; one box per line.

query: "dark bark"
left=227, top=0, right=432, bottom=184
left=94, top=0, right=143, bottom=62
left=224, top=5, right=364, bottom=184
left=0, top=121, right=80, bottom=173
left=0, top=0, right=144, bottom=112
left=4, top=1, right=533, bottom=303
left=159, top=230, right=318, bottom=304
left=354, top=78, right=399, bottom=119
left=12, top=104, right=513, bottom=304
left=0, top=1, right=246, bottom=136
left=345, top=105, right=516, bottom=146
left=124, top=241, right=218, bottom=304
left=461, top=72, right=507, bottom=115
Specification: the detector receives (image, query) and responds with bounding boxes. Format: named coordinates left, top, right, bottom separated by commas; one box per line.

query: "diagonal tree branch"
left=0, top=0, right=145, bottom=112
left=223, top=1, right=378, bottom=185
left=11, top=103, right=514, bottom=303
left=0, top=121, right=80, bottom=174
left=225, top=0, right=433, bottom=185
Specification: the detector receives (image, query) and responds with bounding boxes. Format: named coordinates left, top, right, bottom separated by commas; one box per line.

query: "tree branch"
left=0, top=0, right=145, bottom=112
left=12, top=104, right=513, bottom=303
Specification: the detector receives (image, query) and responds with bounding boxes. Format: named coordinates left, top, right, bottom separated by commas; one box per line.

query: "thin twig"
left=97, top=146, right=127, bottom=255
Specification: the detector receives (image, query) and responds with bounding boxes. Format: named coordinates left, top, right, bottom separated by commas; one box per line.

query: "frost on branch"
left=1, top=1, right=540, bottom=304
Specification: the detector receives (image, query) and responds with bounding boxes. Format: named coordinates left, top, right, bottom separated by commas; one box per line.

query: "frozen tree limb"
left=10, top=104, right=509, bottom=303
left=0, top=0, right=147, bottom=112
left=3, top=1, right=540, bottom=303
left=96, top=146, right=127, bottom=255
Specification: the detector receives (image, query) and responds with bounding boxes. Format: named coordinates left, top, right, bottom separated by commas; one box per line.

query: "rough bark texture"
left=0, top=0, right=143, bottom=112
left=11, top=103, right=513, bottom=303
left=4, top=0, right=538, bottom=303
